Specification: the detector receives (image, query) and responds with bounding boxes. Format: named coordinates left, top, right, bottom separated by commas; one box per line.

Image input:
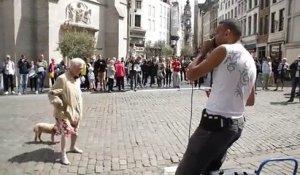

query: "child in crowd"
left=88, top=67, right=96, bottom=91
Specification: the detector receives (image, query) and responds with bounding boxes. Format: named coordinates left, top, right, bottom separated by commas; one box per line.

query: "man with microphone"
left=175, top=19, right=256, bottom=175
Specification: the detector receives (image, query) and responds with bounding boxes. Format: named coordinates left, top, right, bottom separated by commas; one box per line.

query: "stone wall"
left=104, top=0, right=120, bottom=59
left=0, top=0, right=16, bottom=60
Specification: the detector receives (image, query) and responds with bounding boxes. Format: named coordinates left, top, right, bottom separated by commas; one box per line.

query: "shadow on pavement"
left=24, top=141, right=59, bottom=146
left=8, top=148, right=60, bottom=163
left=270, top=101, right=299, bottom=105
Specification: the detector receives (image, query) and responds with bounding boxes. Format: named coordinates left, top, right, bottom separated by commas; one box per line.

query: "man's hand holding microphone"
left=186, top=38, right=217, bottom=81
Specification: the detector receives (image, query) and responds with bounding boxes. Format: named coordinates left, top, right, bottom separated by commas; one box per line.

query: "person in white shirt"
left=262, top=57, right=272, bottom=90
left=3, top=55, right=15, bottom=95
left=175, top=19, right=256, bottom=175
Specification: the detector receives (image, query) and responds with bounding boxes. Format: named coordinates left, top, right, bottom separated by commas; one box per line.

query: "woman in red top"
left=115, top=59, right=126, bottom=91
left=171, top=57, right=181, bottom=88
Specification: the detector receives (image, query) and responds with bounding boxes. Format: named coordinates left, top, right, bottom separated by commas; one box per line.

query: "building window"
left=240, top=20, right=243, bottom=36
left=148, top=5, right=151, bottom=16
left=271, top=12, right=275, bottom=33
left=152, top=7, right=155, bottom=17
left=260, top=0, right=264, bottom=9
left=272, top=0, right=277, bottom=3
left=254, top=13, right=257, bottom=34
left=264, top=15, right=269, bottom=34
left=136, top=0, right=142, bottom=9
left=259, top=17, right=263, bottom=35
left=135, top=15, right=141, bottom=27
left=279, top=9, right=284, bottom=31
left=148, top=19, right=151, bottom=31
left=152, top=20, right=155, bottom=31
left=249, top=0, right=252, bottom=10
left=241, top=2, right=244, bottom=14
left=160, top=17, right=162, bottom=27
left=231, top=9, right=233, bottom=18
left=160, top=4, right=162, bottom=14
left=254, top=0, right=258, bottom=6
left=265, top=0, right=269, bottom=8
left=235, top=7, right=237, bottom=17
left=243, top=19, right=247, bottom=36
left=232, top=0, right=234, bottom=5
left=248, top=16, right=252, bottom=35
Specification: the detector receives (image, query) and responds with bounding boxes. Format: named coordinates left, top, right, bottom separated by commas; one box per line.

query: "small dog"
left=33, top=123, right=58, bottom=143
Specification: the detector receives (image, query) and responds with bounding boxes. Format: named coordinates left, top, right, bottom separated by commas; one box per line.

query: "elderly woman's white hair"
left=70, top=58, right=86, bottom=68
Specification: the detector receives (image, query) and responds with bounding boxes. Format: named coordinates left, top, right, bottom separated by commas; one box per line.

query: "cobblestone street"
left=0, top=87, right=299, bottom=175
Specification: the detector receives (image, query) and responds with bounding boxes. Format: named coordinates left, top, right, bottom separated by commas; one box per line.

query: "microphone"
left=195, top=37, right=217, bottom=65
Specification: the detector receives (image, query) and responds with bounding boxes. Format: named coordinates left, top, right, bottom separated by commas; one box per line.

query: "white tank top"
left=206, top=43, right=256, bottom=118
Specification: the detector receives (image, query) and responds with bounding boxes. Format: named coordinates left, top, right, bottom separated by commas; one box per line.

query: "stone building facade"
left=285, top=0, right=300, bottom=61
left=0, top=0, right=128, bottom=63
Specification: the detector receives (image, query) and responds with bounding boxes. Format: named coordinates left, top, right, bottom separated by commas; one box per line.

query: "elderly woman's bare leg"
left=61, top=135, right=70, bottom=165
left=70, top=134, right=83, bottom=153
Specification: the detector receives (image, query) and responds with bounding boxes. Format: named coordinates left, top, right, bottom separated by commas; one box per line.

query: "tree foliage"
left=59, top=31, right=95, bottom=59
left=145, top=40, right=174, bottom=58
left=181, top=45, right=193, bottom=58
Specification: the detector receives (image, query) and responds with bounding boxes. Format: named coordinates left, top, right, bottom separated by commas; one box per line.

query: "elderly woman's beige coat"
left=48, top=71, right=83, bottom=124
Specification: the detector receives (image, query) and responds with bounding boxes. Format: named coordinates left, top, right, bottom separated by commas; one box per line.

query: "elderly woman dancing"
left=48, top=58, right=85, bottom=165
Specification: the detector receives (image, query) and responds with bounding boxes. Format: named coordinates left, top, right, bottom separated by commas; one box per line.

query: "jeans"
left=175, top=110, right=244, bottom=175
left=262, top=73, right=269, bottom=89
left=116, top=77, right=124, bottom=91
left=289, top=77, right=300, bottom=100
left=107, top=78, right=114, bottom=91
left=3, top=74, right=14, bottom=92
left=180, top=69, right=186, bottom=81
left=172, top=72, right=180, bottom=88
left=130, top=71, right=137, bottom=90
left=29, top=76, right=38, bottom=91
left=0, top=73, right=3, bottom=91
left=19, top=74, right=29, bottom=94
left=165, top=71, right=172, bottom=86
left=38, top=71, right=46, bottom=93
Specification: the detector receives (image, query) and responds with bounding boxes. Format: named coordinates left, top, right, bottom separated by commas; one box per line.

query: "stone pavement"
left=0, top=87, right=299, bottom=175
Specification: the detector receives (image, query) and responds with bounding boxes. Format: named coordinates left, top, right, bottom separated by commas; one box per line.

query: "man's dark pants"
left=175, top=110, right=244, bottom=175
left=289, top=77, right=300, bottom=101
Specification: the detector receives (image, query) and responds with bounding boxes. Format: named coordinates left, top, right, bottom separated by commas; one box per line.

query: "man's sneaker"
left=287, top=99, right=294, bottom=102
left=18, top=92, right=22, bottom=96
left=35, top=91, right=38, bottom=94
left=4, top=91, right=8, bottom=95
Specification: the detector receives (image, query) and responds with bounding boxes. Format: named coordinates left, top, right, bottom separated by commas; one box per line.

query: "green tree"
left=162, top=45, right=173, bottom=58
left=145, top=41, right=153, bottom=57
left=145, top=40, right=174, bottom=58
left=181, top=46, right=193, bottom=57
left=59, top=31, right=95, bottom=59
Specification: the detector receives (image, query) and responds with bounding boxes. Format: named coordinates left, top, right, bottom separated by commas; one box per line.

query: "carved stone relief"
left=66, top=2, right=91, bottom=24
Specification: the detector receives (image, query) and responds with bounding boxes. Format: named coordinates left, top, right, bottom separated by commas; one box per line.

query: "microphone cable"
left=188, top=82, right=194, bottom=140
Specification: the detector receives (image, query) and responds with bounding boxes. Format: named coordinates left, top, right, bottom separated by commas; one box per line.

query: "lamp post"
left=126, top=0, right=131, bottom=60
left=201, top=10, right=204, bottom=48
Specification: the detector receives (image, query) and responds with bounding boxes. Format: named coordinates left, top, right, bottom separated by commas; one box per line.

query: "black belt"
left=200, top=109, right=245, bottom=131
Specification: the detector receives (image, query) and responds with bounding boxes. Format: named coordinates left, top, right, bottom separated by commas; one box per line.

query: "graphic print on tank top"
left=223, top=52, right=241, bottom=72
left=224, top=51, right=250, bottom=99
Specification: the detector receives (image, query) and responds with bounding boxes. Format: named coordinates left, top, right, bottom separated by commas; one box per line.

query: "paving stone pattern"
left=0, top=87, right=299, bottom=175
